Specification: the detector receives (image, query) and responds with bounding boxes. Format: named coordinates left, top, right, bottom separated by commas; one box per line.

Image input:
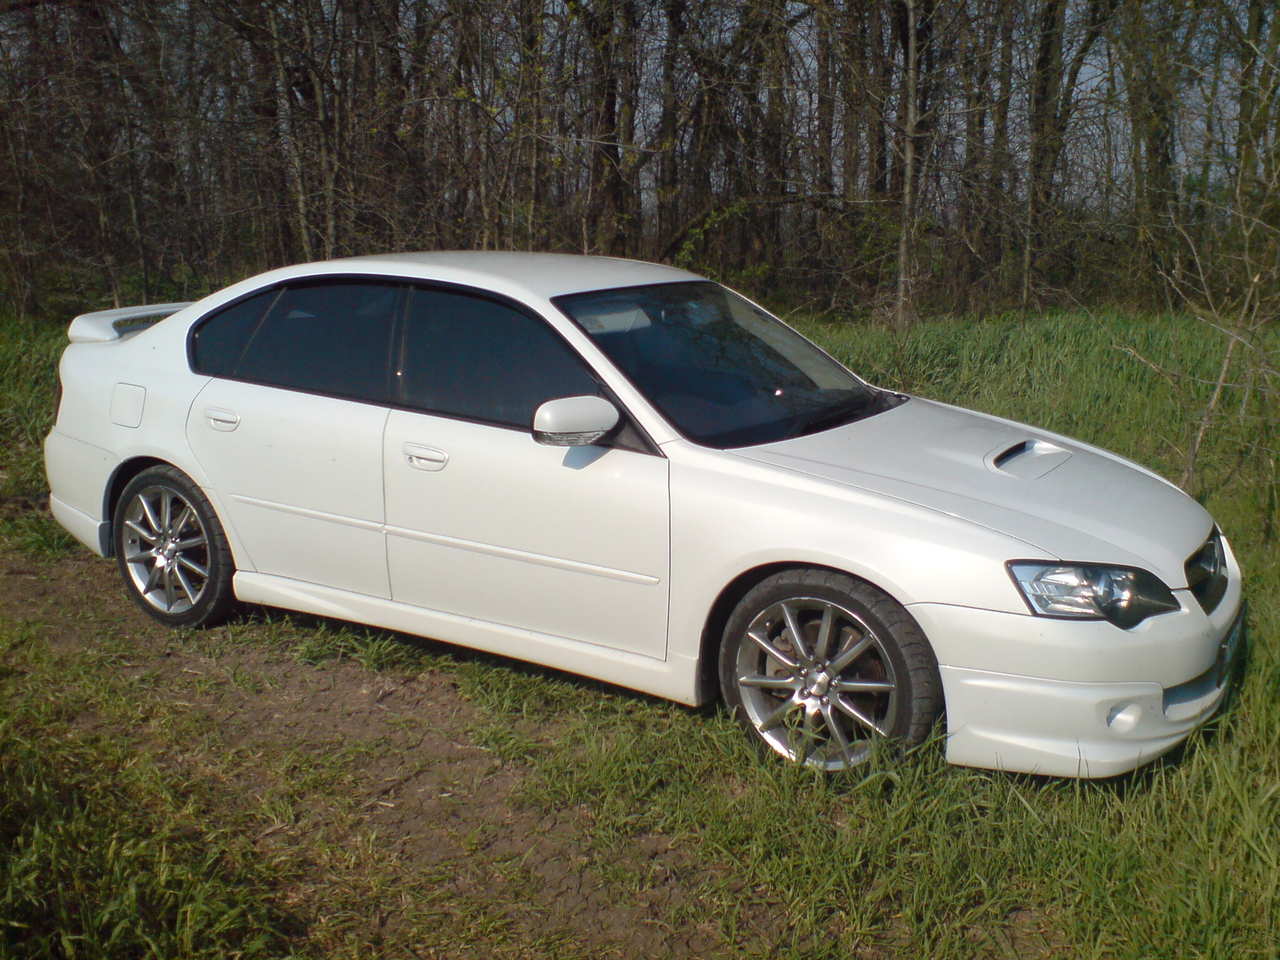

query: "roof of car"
left=292, top=251, right=703, bottom=301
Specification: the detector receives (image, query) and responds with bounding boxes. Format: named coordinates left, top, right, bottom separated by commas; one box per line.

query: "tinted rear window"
left=235, top=281, right=401, bottom=403
left=190, top=289, right=278, bottom=377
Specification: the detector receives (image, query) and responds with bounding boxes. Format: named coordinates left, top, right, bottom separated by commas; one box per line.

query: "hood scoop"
left=987, top=439, right=1072, bottom=480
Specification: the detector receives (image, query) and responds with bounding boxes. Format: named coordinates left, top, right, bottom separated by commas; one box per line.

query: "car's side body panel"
left=186, top=379, right=392, bottom=598
left=383, top=409, right=671, bottom=660
left=47, top=319, right=215, bottom=554
left=663, top=438, right=1036, bottom=674
left=45, top=429, right=118, bottom=554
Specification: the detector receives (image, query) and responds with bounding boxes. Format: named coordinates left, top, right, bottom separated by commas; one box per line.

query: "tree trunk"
left=895, top=0, right=919, bottom=330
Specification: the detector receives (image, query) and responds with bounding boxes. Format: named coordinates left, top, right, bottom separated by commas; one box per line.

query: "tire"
left=718, top=568, right=942, bottom=771
left=113, top=465, right=236, bottom=628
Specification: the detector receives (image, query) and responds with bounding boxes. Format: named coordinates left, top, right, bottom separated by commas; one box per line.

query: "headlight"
left=1007, top=562, right=1180, bottom=629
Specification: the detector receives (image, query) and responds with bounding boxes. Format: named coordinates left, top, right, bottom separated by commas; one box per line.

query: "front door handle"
left=205, top=407, right=240, bottom=431
left=403, top=443, right=449, bottom=471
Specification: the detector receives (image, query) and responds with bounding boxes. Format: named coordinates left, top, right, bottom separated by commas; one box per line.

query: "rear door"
left=186, top=280, right=401, bottom=598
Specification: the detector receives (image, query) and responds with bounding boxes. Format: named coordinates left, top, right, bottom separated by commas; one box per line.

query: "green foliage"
left=0, top=313, right=64, bottom=507
left=286, top=619, right=425, bottom=671
left=1, top=306, right=1276, bottom=957
left=0, top=707, right=301, bottom=959
left=673, top=199, right=754, bottom=275
left=0, top=512, right=77, bottom=558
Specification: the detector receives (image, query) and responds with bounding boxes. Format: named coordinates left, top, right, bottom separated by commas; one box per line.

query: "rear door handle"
left=205, top=407, right=240, bottom=431
left=403, top=442, right=448, bottom=471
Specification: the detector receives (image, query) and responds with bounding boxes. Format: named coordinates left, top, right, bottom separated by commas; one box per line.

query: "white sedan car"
left=44, top=253, right=1244, bottom=777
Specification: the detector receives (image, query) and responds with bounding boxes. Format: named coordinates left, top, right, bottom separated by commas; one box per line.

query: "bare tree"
left=0, top=0, right=1273, bottom=326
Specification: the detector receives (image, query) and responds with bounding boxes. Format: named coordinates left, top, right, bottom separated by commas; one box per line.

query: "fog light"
left=1106, top=703, right=1143, bottom=734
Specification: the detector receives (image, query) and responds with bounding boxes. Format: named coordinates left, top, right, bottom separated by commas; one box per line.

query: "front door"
left=382, top=285, right=670, bottom=658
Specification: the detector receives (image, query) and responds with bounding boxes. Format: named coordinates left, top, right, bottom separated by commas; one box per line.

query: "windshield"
left=554, top=281, right=899, bottom=448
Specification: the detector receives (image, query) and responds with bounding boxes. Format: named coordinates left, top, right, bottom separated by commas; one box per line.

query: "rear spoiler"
left=67, top=302, right=194, bottom=343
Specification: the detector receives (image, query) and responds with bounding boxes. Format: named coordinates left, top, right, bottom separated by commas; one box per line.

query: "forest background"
left=0, top=0, right=1275, bottom=325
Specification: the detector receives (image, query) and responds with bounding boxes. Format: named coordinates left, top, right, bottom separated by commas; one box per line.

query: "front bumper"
left=939, top=611, right=1242, bottom=777
left=908, top=574, right=1245, bottom=777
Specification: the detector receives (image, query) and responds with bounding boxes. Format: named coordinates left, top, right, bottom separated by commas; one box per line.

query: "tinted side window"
left=190, top=289, right=278, bottom=376
left=236, top=281, right=401, bottom=403
left=401, top=288, right=600, bottom=427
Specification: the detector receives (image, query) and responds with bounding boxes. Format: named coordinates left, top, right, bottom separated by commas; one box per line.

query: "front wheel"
left=719, top=569, right=942, bottom=771
left=113, top=465, right=236, bottom=628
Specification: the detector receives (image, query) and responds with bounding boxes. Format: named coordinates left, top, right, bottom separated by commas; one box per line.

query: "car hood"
left=732, top=398, right=1211, bottom=588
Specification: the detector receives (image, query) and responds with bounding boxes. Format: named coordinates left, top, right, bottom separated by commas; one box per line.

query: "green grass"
left=0, top=622, right=305, bottom=960
left=1, top=307, right=1277, bottom=957
left=0, top=731, right=301, bottom=960
left=286, top=620, right=426, bottom=672
left=0, top=312, right=73, bottom=558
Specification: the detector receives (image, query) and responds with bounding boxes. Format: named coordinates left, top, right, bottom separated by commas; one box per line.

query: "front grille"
left=1185, top=529, right=1228, bottom=614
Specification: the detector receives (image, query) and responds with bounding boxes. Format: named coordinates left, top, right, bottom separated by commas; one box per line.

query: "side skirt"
left=233, top=571, right=701, bottom=705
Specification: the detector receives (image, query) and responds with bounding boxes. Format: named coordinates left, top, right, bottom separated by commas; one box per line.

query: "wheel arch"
left=696, top=560, right=908, bottom=703
left=101, top=456, right=171, bottom=555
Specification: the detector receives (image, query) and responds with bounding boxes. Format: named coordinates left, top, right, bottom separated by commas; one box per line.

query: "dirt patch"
left=0, top=543, right=721, bottom=958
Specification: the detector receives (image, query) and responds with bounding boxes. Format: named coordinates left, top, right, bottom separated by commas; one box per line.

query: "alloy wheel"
left=732, top=596, right=899, bottom=770
left=120, top=484, right=211, bottom=615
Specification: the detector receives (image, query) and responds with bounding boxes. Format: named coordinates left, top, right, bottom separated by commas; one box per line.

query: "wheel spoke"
left=780, top=602, right=812, bottom=664
left=833, top=695, right=888, bottom=737
left=746, top=628, right=798, bottom=672
left=738, top=673, right=801, bottom=691
left=162, top=566, right=177, bottom=609
left=124, top=519, right=157, bottom=544
left=160, top=491, right=173, bottom=534
left=143, top=563, right=163, bottom=595
left=174, top=566, right=198, bottom=604
left=813, top=604, right=836, bottom=660
left=177, top=555, right=207, bottom=578
left=833, top=678, right=895, bottom=694
left=794, top=707, right=821, bottom=762
left=172, top=504, right=194, bottom=536
left=828, top=631, right=874, bottom=673
left=124, top=549, right=152, bottom=564
left=822, top=702, right=855, bottom=766
left=758, top=695, right=800, bottom=732
left=175, top=534, right=206, bottom=551
left=137, top=495, right=161, bottom=535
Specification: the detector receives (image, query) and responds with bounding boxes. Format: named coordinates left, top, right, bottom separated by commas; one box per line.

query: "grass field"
left=1, top=306, right=1276, bottom=958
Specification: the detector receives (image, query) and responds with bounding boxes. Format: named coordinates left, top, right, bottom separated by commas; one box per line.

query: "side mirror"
left=532, top=395, right=620, bottom=447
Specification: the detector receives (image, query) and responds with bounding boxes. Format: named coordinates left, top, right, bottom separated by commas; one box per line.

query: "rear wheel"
left=719, top=569, right=941, bottom=771
left=114, top=466, right=235, bottom=627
